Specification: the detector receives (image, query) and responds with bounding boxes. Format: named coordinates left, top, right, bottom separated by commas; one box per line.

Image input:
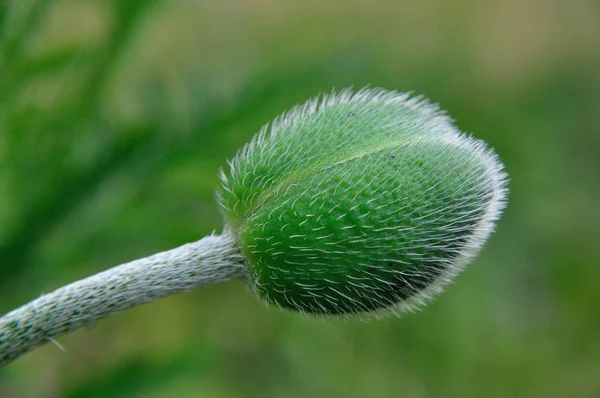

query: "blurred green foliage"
left=0, top=0, right=599, bottom=397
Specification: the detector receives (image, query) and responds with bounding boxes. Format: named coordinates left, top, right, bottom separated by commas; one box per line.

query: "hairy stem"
left=0, top=231, right=245, bottom=367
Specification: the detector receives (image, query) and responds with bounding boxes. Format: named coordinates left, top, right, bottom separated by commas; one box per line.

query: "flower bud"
left=218, top=88, right=507, bottom=316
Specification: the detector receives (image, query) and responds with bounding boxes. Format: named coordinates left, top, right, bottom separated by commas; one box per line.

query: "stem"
left=0, top=231, right=245, bottom=367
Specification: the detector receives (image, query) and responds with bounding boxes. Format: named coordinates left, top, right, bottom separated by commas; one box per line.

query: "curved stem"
left=0, top=231, right=245, bottom=367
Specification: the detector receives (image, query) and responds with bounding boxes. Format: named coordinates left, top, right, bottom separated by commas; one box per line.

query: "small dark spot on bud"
left=348, top=111, right=356, bottom=117
left=388, top=155, right=396, bottom=160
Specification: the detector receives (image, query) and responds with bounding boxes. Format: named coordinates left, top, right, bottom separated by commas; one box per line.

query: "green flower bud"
left=218, top=88, right=507, bottom=316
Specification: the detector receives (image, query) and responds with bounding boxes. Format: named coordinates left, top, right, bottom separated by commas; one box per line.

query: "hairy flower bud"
left=218, top=88, right=507, bottom=316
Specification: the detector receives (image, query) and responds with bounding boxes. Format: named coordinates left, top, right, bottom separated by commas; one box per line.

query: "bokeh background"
left=1, top=0, right=599, bottom=397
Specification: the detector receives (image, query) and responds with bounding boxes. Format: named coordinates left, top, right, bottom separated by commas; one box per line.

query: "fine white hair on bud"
left=218, top=87, right=508, bottom=317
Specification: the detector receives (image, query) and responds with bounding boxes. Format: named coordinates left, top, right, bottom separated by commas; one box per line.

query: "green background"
left=0, top=1, right=599, bottom=397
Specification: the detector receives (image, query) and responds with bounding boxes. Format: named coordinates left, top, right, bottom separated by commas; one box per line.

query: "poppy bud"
left=218, top=88, right=508, bottom=316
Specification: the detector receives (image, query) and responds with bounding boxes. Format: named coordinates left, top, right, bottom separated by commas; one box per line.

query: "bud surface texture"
left=218, top=88, right=507, bottom=316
